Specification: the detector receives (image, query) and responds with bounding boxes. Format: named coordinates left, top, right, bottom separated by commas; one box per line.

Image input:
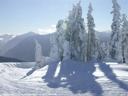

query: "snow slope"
left=0, top=61, right=128, bottom=96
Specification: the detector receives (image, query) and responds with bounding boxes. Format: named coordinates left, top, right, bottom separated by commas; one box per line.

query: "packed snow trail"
left=0, top=61, right=128, bottom=96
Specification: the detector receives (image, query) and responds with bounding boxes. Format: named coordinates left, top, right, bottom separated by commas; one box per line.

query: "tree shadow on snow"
left=98, top=62, right=128, bottom=91
left=42, top=61, right=59, bottom=81
left=43, top=60, right=103, bottom=96
left=20, top=62, right=43, bottom=79
left=20, top=67, right=37, bottom=79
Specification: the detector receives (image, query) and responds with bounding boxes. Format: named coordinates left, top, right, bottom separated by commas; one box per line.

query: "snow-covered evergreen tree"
left=63, top=40, right=70, bottom=60
left=121, top=14, right=128, bottom=63
left=56, top=20, right=66, bottom=61
left=65, top=1, right=87, bottom=62
left=102, top=42, right=110, bottom=59
left=110, top=0, right=121, bottom=60
left=86, top=3, right=96, bottom=61
left=50, top=20, right=69, bottom=61
left=50, top=32, right=59, bottom=61
left=35, top=40, right=45, bottom=68
left=95, top=39, right=105, bottom=61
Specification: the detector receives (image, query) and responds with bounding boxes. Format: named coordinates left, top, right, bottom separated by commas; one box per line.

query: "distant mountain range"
left=0, top=34, right=13, bottom=50
left=0, top=32, right=51, bottom=61
left=0, top=31, right=111, bottom=62
left=96, top=31, right=111, bottom=42
left=0, top=56, right=23, bottom=62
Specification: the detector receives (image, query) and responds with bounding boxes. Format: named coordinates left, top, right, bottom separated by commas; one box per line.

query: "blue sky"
left=0, top=0, right=127, bottom=35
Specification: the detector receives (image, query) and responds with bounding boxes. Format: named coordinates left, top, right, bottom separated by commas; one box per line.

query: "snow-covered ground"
left=0, top=61, right=128, bottom=96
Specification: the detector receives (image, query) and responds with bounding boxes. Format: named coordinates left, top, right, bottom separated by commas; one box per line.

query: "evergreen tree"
left=56, top=20, right=66, bottom=61
left=86, top=3, right=96, bottom=61
left=95, top=40, right=105, bottom=61
left=50, top=32, right=59, bottom=61
left=65, top=1, right=87, bottom=62
left=110, top=0, right=121, bottom=60
left=50, top=20, right=69, bottom=61
left=121, top=14, right=128, bottom=63
left=35, top=40, right=45, bottom=68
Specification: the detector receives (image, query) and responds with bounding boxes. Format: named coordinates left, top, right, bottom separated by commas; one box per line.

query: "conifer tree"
left=121, top=14, right=128, bottom=63
left=110, top=0, right=121, bottom=60
left=65, top=1, right=87, bottom=62
left=86, top=3, right=96, bottom=61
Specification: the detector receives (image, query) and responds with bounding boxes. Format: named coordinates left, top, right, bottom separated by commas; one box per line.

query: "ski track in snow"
left=0, top=62, right=128, bottom=96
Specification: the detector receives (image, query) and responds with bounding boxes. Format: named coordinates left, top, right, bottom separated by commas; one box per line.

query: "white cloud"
left=37, top=25, right=56, bottom=35
left=51, top=24, right=56, bottom=28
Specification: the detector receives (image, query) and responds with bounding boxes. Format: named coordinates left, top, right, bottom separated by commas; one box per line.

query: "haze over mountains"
left=0, top=31, right=110, bottom=62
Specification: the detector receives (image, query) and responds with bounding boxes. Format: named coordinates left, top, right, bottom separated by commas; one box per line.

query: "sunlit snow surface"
left=0, top=62, right=128, bottom=96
